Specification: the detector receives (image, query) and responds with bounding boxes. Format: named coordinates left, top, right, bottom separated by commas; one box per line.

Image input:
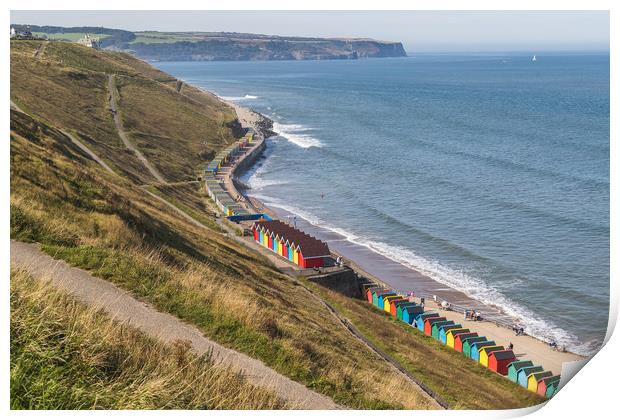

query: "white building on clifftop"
left=77, top=34, right=101, bottom=49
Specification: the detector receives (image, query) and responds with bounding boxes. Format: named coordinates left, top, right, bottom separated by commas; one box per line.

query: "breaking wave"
left=271, top=122, right=323, bottom=149
left=248, top=194, right=594, bottom=355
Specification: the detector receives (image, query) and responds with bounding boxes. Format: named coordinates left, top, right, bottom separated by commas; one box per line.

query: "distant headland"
left=10, top=24, right=408, bottom=61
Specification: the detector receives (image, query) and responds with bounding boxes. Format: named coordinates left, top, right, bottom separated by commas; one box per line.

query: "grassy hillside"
left=11, top=269, right=286, bottom=409
left=10, top=40, right=542, bottom=409
left=10, top=40, right=236, bottom=183
left=9, top=98, right=432, bottom=408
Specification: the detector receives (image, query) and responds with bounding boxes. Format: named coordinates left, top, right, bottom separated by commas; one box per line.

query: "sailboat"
left=532, top=55, right=537, bottom=62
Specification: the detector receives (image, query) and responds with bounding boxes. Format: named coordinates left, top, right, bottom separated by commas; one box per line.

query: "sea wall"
left=306, top=268, right=369, bottom=299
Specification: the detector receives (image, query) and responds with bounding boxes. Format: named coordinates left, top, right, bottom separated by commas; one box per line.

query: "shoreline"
left=214, top=96, right=586, bottom=373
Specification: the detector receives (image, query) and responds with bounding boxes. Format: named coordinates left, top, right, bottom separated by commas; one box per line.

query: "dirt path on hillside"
left=33, top=41, right=48, bottom=59
left=62, top=131, right=116, bottom=176
left=107, top=74, right=166, bottom=183
left=10, top=240, right=339, bottom=410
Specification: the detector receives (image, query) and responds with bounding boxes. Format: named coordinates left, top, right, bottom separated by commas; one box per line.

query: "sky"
left=10, top=10, right=610, bottom=52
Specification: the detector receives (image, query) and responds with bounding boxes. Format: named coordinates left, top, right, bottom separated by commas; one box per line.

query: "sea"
left=156, top=53, right=610, bottom=356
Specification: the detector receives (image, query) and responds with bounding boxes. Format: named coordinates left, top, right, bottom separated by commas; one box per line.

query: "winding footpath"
left=107, top=74, right=166, bottom=183
left=12, top=93, right=442, bottom=408
left=10, top=241, right=338, bottom=409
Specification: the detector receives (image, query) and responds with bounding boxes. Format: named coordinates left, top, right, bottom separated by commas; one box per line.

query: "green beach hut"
left=546, top=378, right=562, bottom=398
left=462, top=336, right=488, bottom=358
left=431, top=321, right=454, bottom=340
left=508, top=361, right=534, bottom=382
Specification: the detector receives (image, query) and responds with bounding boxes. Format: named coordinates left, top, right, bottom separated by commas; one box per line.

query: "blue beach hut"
left=507, top=361, right=534, bottom=383
left=438, top=324, right=463, bottom=344
left=377, top=292, right=397, bottom=310
left=470, top=340, right=496, bottom=362
left=431, top=321, right=454, bottom=340
left=401, top=305, right=425, bottom=325
left=415, top=312, right=439, bottom=332
left=517, top=366, right=544, bottom=388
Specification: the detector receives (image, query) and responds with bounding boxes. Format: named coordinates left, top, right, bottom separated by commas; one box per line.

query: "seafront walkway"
left=213, top=102, right=585, bottom=384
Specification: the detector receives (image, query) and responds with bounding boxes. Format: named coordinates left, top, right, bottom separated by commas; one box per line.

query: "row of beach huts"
left=364, top=286, right=562, bottom=399
left=204, top=132, right=255, bottom=217
left=203, top=132, right=332, bottom=269
left=202, top=131, right=560, bottom=399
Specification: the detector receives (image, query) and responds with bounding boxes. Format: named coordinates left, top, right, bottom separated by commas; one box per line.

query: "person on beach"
left=420, top=297, right=425, bottom=305
left=508, top=342, right=514, bottom=350
left=464, top=310, right=469, bottom=319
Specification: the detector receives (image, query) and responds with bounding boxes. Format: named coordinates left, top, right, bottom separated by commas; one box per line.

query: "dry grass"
left=304, top=281, right=546, bottom=409
left=10, top=269, right=287, bottom=409
left=10, top=106, right=434, bottom=409
left=10, top=40, right=237, bottom=183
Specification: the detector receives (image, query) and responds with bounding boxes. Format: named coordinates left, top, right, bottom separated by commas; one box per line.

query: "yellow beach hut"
left=479, top=345, right=504, bottom=367
left=446, top=328, right=470, bottom=348
left=383, top=296, right=403, bottom=313
left=293, top=248, right=299, bottom=265
left=528, top=371, right=553, bottom=392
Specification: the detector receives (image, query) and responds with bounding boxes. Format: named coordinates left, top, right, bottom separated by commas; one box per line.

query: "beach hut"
left=537, top=375, right=561, bottom=397
left=439, top=324, right=463, bottom=345
left=545, top=379, right=561, bottom=398
left=377, top=292, right=398, bottom=310
left=528, top=371, right=553, bottom=392
left=252, top=220, right=330, bottom=268
left=390, top=299, right=410, bottom=317
left=396, top=302, right=416, bottom=320
left=470, top=340, right=496, bottom=362
left=479, top=345, right=504, bottom=367
left=508, top=361, right=534, bottom=382
left=488, top=350, right=516, bottom=375
left=366, top=288, right=376, bottom=303
left=287, top=242, right=294, bottom=261
left=415, top=312, right=439, bottom=333
left=424, top=317, right=447, bottom=336
left=517, top=366, right=544, bottom=388
left=372, top=290, right=391, bottom=307
left=462, top=336, right=487, bottom=356
left=402, top=305, right=425, bottom=325
left=431, top=321, right=454, bottom=340
left=384, top=296, right=404, bottom=314
left=454, top=333, right=478, bottom=353
left=446, top=328, right=470, bottom=348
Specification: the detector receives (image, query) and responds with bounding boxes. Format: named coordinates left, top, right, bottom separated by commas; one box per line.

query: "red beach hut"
left=454, top=333, right=479, bottom=353
left=537, top=375, right=561, bottom=397
left=488, top=350, right=516, bottom=375
left=389, top=299, right=410, bottom=317
left=424, top=317, right=447, bottom=335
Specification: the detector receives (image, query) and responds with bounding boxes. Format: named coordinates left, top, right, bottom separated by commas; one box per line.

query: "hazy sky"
left=10, top=10, right=610, bottom=52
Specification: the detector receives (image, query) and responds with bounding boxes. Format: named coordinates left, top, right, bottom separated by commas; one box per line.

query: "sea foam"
left=272, top=122, right=323, bottom=149
left=250, top=194, right=591, bottom=355
left=221, top=94, right=259, bottom=101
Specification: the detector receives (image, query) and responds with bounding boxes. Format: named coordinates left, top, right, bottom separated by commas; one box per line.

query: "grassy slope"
left=10, top=40, right=542, bottom=409
left=11, top=269, right=286, bottom=409
left=10, top=109, right=430, bottom=409
left=33, top=32, right=111, bottom=42
left=304, top=282, right=545, bottom=409
left=10, top=40, right=235, bottom=183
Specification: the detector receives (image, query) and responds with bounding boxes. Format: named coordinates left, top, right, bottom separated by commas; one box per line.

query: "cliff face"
left=129, top=36, right=407, bottom=62
left=11, top=25, right=407, bottom=62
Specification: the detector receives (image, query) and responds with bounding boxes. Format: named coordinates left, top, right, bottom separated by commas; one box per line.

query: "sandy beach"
left=218, top=98, right=586, bottom=379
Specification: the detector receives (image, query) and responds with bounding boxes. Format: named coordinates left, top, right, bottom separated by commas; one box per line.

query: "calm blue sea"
left=157, top=53, right=609, bottom=355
